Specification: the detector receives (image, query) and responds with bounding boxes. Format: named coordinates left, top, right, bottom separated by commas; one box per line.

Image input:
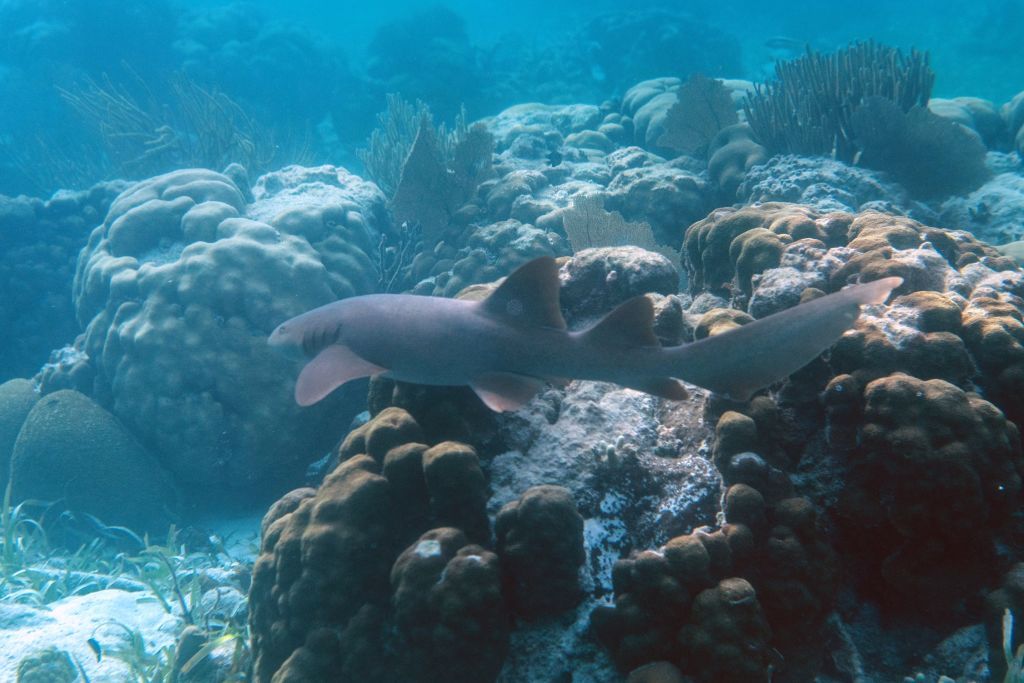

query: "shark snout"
left=268, top=321, right=307, bottom=361
left=268, top=322, right=290, bottom=348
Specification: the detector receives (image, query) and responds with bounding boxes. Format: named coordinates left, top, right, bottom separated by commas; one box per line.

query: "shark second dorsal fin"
left=479, top=257, right=567, bottom=329
left=582, top=296, right=660, bottom=348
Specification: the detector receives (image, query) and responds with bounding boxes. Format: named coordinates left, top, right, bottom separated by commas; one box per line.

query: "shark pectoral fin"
left=630, top=378, right=689, bottom=400
left=295, top=344, right=387, bottom=407
left=469, top=372, right=546, bottom=412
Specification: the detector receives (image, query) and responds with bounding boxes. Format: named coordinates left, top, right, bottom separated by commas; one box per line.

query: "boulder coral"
left=250, top=408, right=585, bottom=682
left=707, top=123, right=768, bottom=200
left=832, top=373, right=1023, bottom=616
left=1004, top=90, right=1024, bottom=156
left=71, top=166, right=384, bottom=500
left=495, top=484, right=585, bottom=619
left=0, top=181, right=126, bottom=381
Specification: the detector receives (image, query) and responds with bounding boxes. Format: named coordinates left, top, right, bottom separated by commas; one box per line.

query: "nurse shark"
left=269, top=257, right=900, bottom=411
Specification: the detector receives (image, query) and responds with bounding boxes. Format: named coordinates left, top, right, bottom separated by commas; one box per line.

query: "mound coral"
left=707, top=123, right=768, bottom=199
left=71, top=166, right=384, bottom=501
left=495, top=484, right=585, bottom=619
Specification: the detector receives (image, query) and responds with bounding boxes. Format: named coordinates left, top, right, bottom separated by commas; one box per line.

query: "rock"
left=559, top=247, right=680, bottom=324
left=940, top=172, right=1024, bottom=245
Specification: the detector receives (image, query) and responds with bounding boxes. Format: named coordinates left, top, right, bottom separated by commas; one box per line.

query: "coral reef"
left=365, top=7, right=482, bottom=124
left=71, top=166, right=384, bottom=501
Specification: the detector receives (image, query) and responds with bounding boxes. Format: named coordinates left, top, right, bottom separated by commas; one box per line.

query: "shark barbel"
left=269, top=257, right=901, bottom=411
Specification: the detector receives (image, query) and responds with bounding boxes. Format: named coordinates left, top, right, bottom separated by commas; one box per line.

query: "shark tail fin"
left=668, top=276, right=902, bottom=401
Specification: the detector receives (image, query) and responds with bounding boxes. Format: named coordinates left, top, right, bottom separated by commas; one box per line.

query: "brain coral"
left=10, top=389, right=176, bottom=531
left=0, top=379, right=38, bottom=493
left=72, top=166, right=384, bottom=500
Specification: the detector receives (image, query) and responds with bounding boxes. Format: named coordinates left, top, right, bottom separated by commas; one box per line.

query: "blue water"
left=0, top=0, right=1020, bottom=196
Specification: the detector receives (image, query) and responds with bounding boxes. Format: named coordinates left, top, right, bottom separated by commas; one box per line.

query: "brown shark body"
left=269, top=257, right=900, bottom=411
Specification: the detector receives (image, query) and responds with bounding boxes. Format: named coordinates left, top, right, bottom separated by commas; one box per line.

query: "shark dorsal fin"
left=479, top=257, right=566, bottom=329
left=583, top=296, right=660, bottom=348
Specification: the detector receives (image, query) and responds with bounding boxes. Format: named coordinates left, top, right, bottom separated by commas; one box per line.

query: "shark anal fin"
left=470, top=372, right=546, bottom=412
left=582, top=296, right=660, bottom=348
left=479, top=257, right=567, bottom=330
left=630, top=378, right=689, bottom=400
left=295, top=344, right=387, bottom=407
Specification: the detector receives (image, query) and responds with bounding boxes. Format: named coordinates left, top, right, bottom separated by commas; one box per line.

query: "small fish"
left=627, top=661, right=684, bottom=683
left=546, top=149, right=563, bottom=167
left=87, top=637, right=102, bottom=662
left=764, top=36, right=806, bottom=52
left=270, top=257, right=900, bottom=411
